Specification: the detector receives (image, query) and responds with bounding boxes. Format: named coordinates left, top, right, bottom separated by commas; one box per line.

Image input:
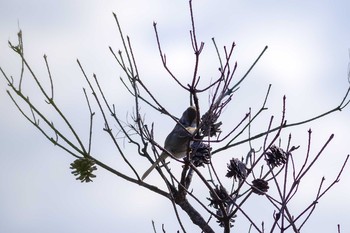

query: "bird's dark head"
left=180, top=106, right=197, bottom=126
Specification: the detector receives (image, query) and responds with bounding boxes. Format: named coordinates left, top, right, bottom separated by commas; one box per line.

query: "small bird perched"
left=141, top=106, right=197, bottom=180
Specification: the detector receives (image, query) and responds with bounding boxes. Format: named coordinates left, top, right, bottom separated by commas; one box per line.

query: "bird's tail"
left=141, top=152, right=167, bottom=180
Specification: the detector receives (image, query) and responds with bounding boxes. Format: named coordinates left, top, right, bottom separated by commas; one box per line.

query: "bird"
left=141, top=106, right=197, bottom=180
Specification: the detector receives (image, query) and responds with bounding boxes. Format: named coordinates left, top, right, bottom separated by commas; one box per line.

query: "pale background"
left=1, top=1, right=350, bottom=232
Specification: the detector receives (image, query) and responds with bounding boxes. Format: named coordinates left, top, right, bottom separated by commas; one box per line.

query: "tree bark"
left=174, top=191, right=215, bottom=233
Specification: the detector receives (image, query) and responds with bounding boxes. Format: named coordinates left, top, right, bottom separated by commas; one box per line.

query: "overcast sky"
left=1, top=1, right=350, bottom=232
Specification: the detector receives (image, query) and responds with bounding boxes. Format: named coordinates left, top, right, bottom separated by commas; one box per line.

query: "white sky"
left=1, top=1, right=350, bottom=232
